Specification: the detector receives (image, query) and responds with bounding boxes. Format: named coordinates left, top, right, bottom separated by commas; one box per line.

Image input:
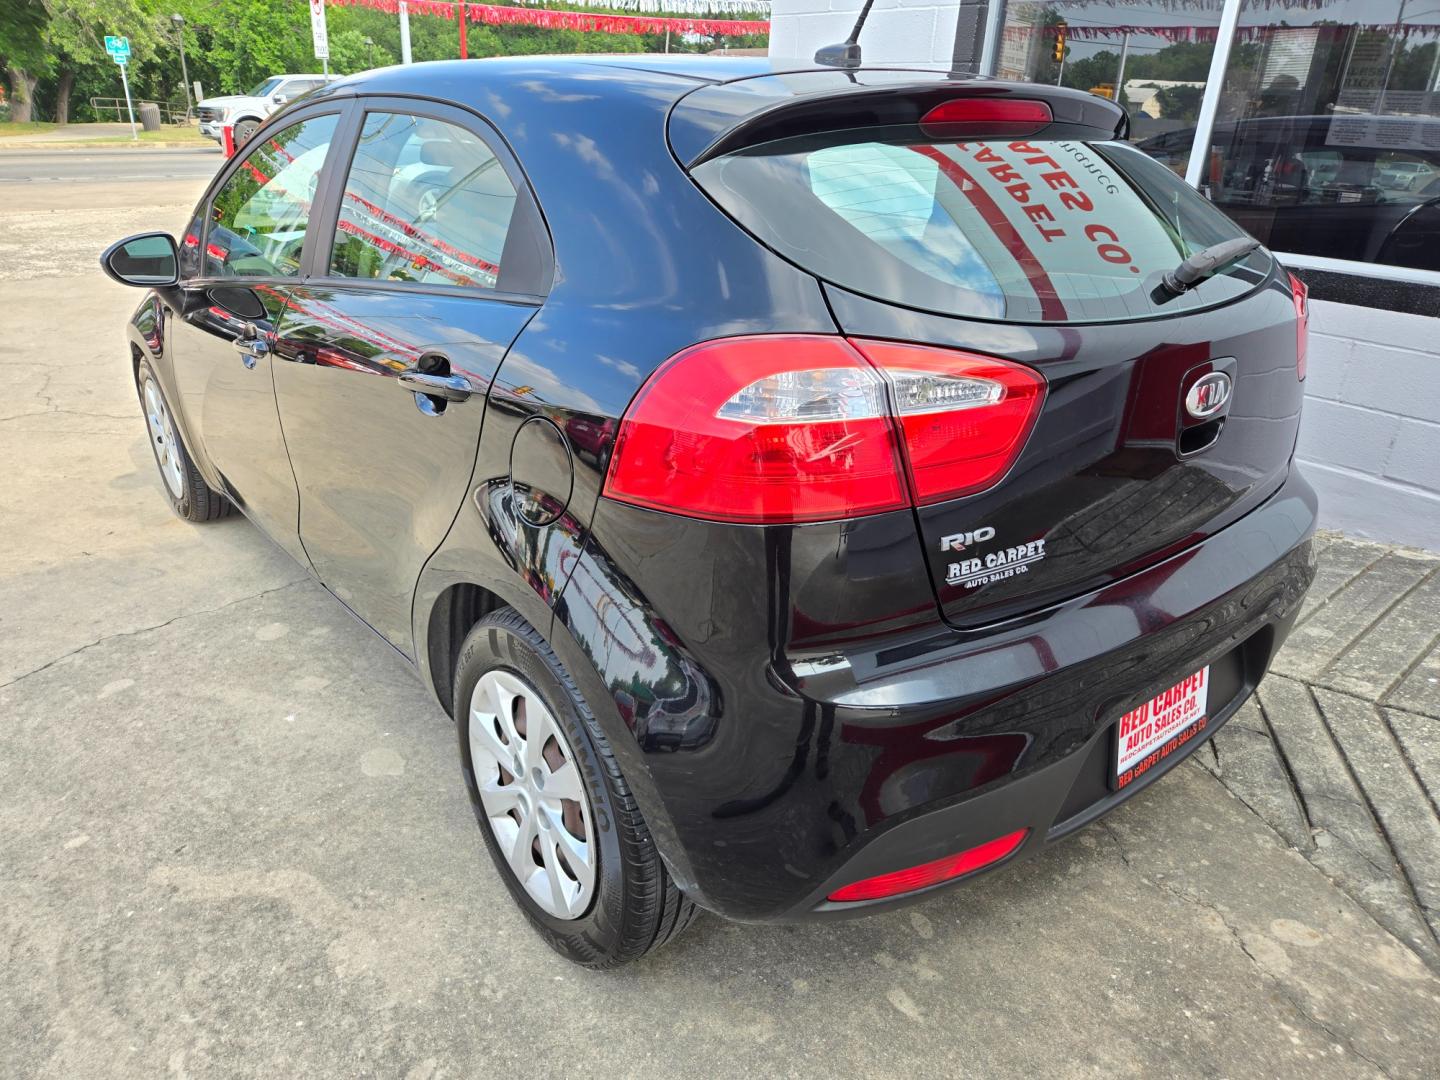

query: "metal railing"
left=88, top=97, right=192, bottom=124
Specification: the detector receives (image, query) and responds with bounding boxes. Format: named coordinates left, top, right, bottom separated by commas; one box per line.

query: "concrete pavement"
left=2, top=166, right=1438, bottom=1079
left=1201, top=538, right=1440, bottom=971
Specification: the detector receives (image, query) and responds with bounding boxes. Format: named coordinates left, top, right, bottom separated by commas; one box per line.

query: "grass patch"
left=90, top=127, right=213, bottom=146
left=0, top=121, right=59, bottom=137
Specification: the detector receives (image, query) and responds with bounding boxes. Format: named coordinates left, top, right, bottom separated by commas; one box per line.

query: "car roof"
left=320, top=54, right=957, bottom=110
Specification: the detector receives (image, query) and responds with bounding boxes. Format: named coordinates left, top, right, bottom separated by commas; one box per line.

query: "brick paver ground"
left=1197, top=531, right=1440, bottom=971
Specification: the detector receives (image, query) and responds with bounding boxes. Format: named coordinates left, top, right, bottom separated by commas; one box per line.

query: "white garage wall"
left=1297, top=301, right=1440, bottom=550
left=768, top=0, right=964, bottom=66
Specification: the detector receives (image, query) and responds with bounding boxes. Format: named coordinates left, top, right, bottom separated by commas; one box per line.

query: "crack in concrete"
left=0, top=580, right=309, bottom=691
left=1256, top=690, right=1316, bottom=839
left=1282, top=672, right=1440, bottom=723
left=1098, top=818, right=1399, bottom=1080
left=2, top=367, right=138, bottom=427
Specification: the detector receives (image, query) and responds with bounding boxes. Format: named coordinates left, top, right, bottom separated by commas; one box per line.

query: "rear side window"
left=329, top=111, right=517, bottom=290
left=692, top=134, right=1273, bottom=323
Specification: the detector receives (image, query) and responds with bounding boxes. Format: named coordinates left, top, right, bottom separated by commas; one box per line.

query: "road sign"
left=309, top=0, right=330, bottom=62
left=105, top=34, right=138, bottom=140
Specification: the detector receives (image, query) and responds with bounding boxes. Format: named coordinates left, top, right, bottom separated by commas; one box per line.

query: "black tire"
left=233, top=118, right=260, bottom=145
left=134, top=359, right=232, bottom=522
left=455, top=607, right=699, bottom=968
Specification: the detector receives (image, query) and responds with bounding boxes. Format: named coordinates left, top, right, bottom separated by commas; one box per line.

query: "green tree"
left=1, top=0, right=49, bottom=122
left=43, top=0, right=162, bottom=123
left=1154, top=83, right=1204, bottom=122
left=6, top=0, right=770, bottom=121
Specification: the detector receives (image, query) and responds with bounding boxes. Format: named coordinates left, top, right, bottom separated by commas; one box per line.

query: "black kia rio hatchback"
left=102, top=55, right=1317, bottom=967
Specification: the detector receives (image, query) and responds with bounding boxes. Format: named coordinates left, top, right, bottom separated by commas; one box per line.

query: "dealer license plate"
left=1113, top=666, right=1210, bottom=790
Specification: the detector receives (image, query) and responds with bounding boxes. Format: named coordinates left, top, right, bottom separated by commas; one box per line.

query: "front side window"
left=283, top=79, right=325, bottom=99
left=206, top=113, right=338, bottom=278
left=329, top=111, right=517, bottom=289
left=247, top=77, right=284, bottom=99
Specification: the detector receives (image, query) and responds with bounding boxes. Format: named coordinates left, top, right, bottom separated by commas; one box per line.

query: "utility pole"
left=1115, top=32, right=1130, bottom=104
left=171, top=14, right=192, bottom=119
left=400, top=0, right=413, bottom=63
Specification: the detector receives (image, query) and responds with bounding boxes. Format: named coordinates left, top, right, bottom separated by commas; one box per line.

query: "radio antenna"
left=814, top=0, right=876, bottom=69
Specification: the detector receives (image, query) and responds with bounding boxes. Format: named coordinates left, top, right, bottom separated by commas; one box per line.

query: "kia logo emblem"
left=1185, top=372, right=1232, bottom=419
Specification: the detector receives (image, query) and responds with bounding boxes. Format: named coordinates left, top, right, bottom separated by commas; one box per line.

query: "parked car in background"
left=101, top=57, right=1316, bottom=968
left=1377, top=158, right=1436, bottom=192
left=1139, top=114, right=1440, bottom=270
left=197, top=74, right=330, bottom=146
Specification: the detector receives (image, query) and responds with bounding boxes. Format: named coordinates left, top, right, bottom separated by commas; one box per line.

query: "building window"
left=993, top=1, right=1223, bottom=176
left=1205, top=1, right=1440, bottom=273
left=986, top=0, right=1440, bottom=280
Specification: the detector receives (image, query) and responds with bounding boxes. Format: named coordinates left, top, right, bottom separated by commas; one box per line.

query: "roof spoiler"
left=670, top=77, right=1128, bottom=168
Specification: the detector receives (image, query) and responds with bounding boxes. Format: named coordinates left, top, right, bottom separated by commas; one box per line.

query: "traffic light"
left=1053, top=22, right=1067, bottom=63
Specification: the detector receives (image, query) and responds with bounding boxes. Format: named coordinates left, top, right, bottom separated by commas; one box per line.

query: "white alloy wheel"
left=468, top=669, right=597, bottom=919
left=142, top=374, right=185, bottom=500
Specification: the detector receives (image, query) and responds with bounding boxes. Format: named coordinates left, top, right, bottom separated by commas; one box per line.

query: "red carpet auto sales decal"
left=1115, top=667, right=1210, bottom=789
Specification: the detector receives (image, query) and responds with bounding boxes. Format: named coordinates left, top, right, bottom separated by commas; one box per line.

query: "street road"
left=0, top=147, right=220, bottom=184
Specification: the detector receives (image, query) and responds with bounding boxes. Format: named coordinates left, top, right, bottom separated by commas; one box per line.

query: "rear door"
left=272, top=98, right=550, bottom=653
left=685, top=93, right=1305, bottom=629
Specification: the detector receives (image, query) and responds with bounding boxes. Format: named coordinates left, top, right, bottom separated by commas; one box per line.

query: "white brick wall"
left=768, top=0, right=964, bottom=65
left=1297, top=300, right=1440, bottom=550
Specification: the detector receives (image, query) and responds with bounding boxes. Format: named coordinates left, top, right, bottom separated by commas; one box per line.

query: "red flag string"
left=1002, top=21, right=1440, bottom=44
left=325, top=0, right=769, bottom=36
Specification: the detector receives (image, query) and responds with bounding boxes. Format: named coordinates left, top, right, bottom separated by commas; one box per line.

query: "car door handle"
left=231, top=332, right=269, bottom=369
left=398, top=371, right=471, bottom=403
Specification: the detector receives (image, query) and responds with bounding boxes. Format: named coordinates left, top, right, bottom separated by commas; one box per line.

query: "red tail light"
left=1288, top=271, right=1309, bottom=381
left=850, top=339, right=1046, bottom=504
left=603, top=336, right=1046, bottom=525
left=603, top=336, right=907, bottom=524
left=920, top=98, right=1052, bottom=137
left=828, top=829, right=1029, bottom=902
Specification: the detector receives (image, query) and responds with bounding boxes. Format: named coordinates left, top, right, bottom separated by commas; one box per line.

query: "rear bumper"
left=552, top=468, right=1317, bottom=922
left=791, top=616, right=1286, bottom=918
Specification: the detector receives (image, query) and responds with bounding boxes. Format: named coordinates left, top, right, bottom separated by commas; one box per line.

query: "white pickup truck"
left=196, top=74, right=330, bottom=146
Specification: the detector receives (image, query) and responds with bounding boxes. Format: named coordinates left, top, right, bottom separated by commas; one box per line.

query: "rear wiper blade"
left=1160, top=236, right=1262, bottom=295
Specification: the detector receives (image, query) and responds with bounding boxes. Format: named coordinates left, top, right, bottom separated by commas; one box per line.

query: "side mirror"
left=273, top=93, right=288, bottom=104
left=100, top=232, right=179, bottom=288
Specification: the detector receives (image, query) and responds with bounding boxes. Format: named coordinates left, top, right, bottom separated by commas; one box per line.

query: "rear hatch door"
left=676, top=73, right=1305, bottom=629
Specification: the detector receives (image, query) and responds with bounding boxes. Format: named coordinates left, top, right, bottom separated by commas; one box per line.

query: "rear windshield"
left=691, top=133, right=1274, bottom=324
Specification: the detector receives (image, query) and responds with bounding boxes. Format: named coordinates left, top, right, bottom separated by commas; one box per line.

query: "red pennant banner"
left=1004, top=21, right=1440, bottom=44
left=326, top=0, right=769, bottom=36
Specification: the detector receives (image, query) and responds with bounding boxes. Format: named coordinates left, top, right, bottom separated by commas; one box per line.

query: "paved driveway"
left=2, top=156, right=1437, bottom=1079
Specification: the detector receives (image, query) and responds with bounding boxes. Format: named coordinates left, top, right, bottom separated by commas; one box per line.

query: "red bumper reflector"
left=827, top=828, right=1029, bottom=903
left=1288, top=271, right=1309, bottom=381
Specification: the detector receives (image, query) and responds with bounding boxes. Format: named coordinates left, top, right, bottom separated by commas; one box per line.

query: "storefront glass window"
left=995, top=0, right=1224, bottom=175
left=1205, top=0, right=1440, bottom=271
